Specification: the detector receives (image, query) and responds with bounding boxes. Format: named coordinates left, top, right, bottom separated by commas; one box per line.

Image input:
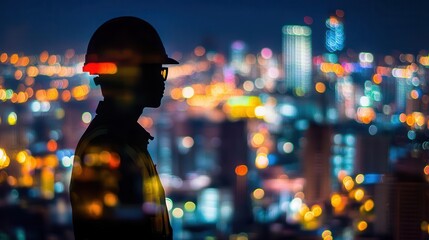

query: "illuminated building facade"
left=230, top=40, right=247, bottom=75
left=331, top=133, right=356, bottom=187
left=325, top=13, right=345, bottom=53
left=2, top=17, right=429, bottom=239
left=282, top=25, right=312, bottom=96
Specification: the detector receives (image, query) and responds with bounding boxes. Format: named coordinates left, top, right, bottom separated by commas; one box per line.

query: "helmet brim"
left=165, top=57, right=179, bottom=64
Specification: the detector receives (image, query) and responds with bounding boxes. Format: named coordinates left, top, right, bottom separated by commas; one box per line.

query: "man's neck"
left=96, top=99, right=143, bottom=122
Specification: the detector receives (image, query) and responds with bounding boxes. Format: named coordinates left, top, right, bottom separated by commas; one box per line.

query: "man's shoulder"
left=76, top=123, right=125, bottom=155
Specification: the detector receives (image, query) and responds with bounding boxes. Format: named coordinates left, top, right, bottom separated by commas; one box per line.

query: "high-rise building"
left=325, top=14, right=345, bottom=52
left=282, top=25, right=312, bottom=96
left=230, top=40, right=247, bottom=75
left=394, top=70, right=413, bottom=113
left=302, top=123, right=332, bottom=204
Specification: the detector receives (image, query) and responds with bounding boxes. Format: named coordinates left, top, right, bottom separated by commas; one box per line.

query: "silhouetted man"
left=70, top=16, right=178, bottom=240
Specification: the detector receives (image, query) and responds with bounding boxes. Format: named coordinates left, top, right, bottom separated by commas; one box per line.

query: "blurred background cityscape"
left=1, top=2, right=429, bottom=240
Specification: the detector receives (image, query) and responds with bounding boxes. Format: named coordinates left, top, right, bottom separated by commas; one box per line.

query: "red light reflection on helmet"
left=83, top=62, right=117, bottom=75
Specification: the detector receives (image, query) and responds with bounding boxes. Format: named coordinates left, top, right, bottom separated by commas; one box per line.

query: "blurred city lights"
left=172, top=207, right=184, bottom=218
left=252, top=188, right=265, bottom=200
left=7, top=112, right=17, bottom=125
left=235, top=165, right=248, bottom=176
left=0, top=12, right=427, bottom=239
left=357, top=220, right=368, bottom=231
left=184, top=201, right=196, bottom=212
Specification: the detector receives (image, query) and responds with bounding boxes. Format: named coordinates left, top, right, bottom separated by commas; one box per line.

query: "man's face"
left=134, top=64, right=167, bottom=108
left=101, top=63, right=168, bottom=108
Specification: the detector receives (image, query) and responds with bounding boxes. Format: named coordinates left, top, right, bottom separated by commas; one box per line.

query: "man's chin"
left=145, top=101, right=162, bottom=108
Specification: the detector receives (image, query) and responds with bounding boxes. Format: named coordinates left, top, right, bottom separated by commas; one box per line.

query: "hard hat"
left=83, top=16, right=178, bottom=75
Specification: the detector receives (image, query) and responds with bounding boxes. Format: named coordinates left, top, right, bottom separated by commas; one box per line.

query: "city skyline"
left=1, top=3, right=429, bottom=239
left=1, top=0, right=429, bottom=55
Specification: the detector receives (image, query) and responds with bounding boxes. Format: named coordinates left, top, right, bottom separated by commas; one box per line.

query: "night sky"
left=1, top=0, right=429, bottom=56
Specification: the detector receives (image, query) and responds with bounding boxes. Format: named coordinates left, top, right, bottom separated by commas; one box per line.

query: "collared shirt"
left=70, top=101, right=172, bottom=240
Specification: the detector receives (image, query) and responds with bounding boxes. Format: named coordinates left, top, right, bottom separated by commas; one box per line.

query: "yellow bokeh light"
left=299, top=204, right=309, bottom=216
left=16, top=150, right=29, bottom=164
left=7, top=112, right=17, bottom=125
left=104, top=192, right=118, bottom=207
left=343, top=176, right=354, bottom=191
left=72, top=85, right=90, bottom=101
left=172, top=208, right=184, bottom=218
left=331, top=194, right=342, bottom=208
left=255, top=154, right=269, bottom=169
left=47, top=88, right=59, bottom=101
left=357, top=220, right=368, bottom=231
left=182, top=86, right=195, bottom=98
left=364, top=199, right=374, bottom=211
left=355, top=174, right=365, bottom=184
left=0, top=148, right=10, bottom=169
left=315, top=82, right=326, bottom=93
left=311, top=204, right=322, bottom=217
left=354, top=188, right=365, bottom=201
left=184, top=201, right=196, bottom=212
left=252, top=188, right=265, bottom=200
left=304, top=211, right=314, bottom=222
left=251, top=133, right=265, bottom=147
left=321, top=230, right=332, bottom=238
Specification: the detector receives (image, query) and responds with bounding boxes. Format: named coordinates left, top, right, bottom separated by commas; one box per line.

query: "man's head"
left=83, top=16, right=178, bottom=108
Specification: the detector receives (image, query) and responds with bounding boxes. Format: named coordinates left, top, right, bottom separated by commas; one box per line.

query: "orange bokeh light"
left=46, top=139, right=58, bottom=152
left=235, top=164, right=248, bottom=176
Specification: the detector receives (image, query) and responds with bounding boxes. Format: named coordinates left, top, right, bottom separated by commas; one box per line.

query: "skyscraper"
left=325, top=14, right=345, bottom=53
left=230, top=40, right=247, bottom=75
left=283, top=25, right=312, bottom=96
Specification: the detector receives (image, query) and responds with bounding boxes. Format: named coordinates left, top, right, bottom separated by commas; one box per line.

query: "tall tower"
left=325, top=11, right=345, bottom=53
left=230, top=40, right=247, bottom=74
left=282, top=25, right=312, bottom=96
